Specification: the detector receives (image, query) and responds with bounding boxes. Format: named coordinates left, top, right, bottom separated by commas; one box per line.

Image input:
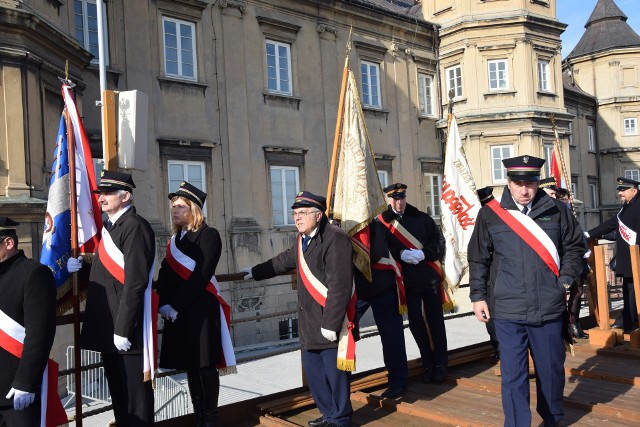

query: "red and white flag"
left=550, top=145, right=567, bottom=190
left=440, top=116, right=480, bottom=290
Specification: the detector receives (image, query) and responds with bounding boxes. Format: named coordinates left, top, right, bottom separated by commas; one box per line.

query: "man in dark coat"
left=243, top=191, right=354, bottom=427
left=468, top=155, right=585, bottom=427
left=379, top=183, right=447, bottom=384
left=68, top=171, right=156, bottom=426
left=354, top=219, right=408, bottom=399
left=0, top=217, right=57, bottom=426
left=586, top=177, right=640, bottom=333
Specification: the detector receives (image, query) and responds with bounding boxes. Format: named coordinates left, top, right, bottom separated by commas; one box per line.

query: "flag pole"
left=65, top=103, right=84, bottom=427
left=444, top=89, right=455, bottom=157
left=550, top=115, right=577, bottom=217
left=326, top=28, right=352, bottom=217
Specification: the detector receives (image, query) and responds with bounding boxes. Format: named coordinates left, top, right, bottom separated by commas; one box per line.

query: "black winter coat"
left=81, top=207, right=156, bottom=354
left=588, top=191, right=640, bottom=278
left=156, top=225, right=222, bottom=370
left=252, top=218, right=353, bottom=350
left=0, top=251, right=56, bottom=406
left=382, top=204, right=446, bottom=291
left=354, top=220, right=396, bottom=301
left=468, top=187, right=586, bottom=323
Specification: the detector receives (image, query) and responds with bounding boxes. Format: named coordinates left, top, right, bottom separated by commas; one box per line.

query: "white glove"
left=409, top=249, right=425, bottom=263
left=400, top=250, right=420, bottom=265
left=67, top=256, right=83, bottom=273
left=240, top=267, right=253, bottom=280
left=113, top=334, right=131, bottom=352
left=321, top=327, right=337, bottom=342
left=159, top=304, right=178, bottom=322
left=6, top=388, right=35, bottom=411
left=584, top=231, right=590, bottom=239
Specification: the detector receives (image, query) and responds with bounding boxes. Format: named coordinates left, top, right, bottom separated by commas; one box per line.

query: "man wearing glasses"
left=242, top=191, right=354, bottom=427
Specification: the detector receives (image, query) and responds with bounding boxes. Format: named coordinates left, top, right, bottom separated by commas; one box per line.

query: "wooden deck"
left=254, top=339, right=640, bottom=427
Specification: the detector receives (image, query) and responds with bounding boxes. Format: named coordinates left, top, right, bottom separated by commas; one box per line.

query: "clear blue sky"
left=558, top=0, right=640, bottom=58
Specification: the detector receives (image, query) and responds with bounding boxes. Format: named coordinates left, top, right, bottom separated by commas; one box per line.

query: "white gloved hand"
left=321, top=327, right=337, bottom=342
left=67, top=256, right=83, bottom=273
left=409, top=248, right=425, bottom=263
left=583, top=231, right=590, bottom=239
left=113, top=334, right=131, bottom=352
left=6, top=388, right=35, bottom=411
left=159, top=304, right=178, bottom=322
left=240, top=267, right=253, bottom=280
left=400, top=250, right=413, bottom=264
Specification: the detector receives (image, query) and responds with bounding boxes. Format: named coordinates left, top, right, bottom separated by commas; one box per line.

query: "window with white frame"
left=568, top=122, right=574, bottom=145
left=270, top=166, right=299, bottom=226
left=168, top=161, right=206, bottom=212
left=266, top=40, right=292, bottom=95
left=74, top=0, right=108, bottom=64
left=625, top=169, right=640, bottom=182
left=488, top=59, right=508, bottom=91
left=589, top=183, right=597, bottom=209
left=424, top=173, right=442, bottom=217
left=588, top=125, right=595, bottom=151
left=418, top=73, right=434, bottom=116
left=163, top=17, right=197, bottom=80
left=491, top=145, right=513, bottom=182
left=543, top=143, right=553, bottom=178
left=571, top=182, right=577, bottom=199
left=538, top=60, right=550, bottom=91
left=377, top=170, right=388, bottom=189
left=624, top=118, right=637, bottom=135
left=446, top=65, right=462, bottom=98
left=361, top=61, right=381, bottom=108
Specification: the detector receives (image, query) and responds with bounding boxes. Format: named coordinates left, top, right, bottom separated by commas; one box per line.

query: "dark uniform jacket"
left=156, top=225, right=222, bottom=370
left=588, top=191, right=640, bottom=278
left=81, top=207, right=156, bottom=354
left=354, top=220, right=396, bottom=301
left=382, top=204, right=446, bottom=291
left=252, top=218, right=353, bottom=350
left=0, top=251, right=56, bottom=406
left=468, top=187, right=586, bottom=323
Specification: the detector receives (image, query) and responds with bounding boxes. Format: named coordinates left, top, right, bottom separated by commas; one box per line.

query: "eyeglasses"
left=292, top=210, right=318, bottom=218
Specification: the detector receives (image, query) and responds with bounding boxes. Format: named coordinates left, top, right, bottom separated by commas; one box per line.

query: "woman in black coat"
left=156, top=182, right=225, bottom=427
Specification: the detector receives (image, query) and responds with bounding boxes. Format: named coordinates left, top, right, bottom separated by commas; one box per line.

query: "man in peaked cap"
left=539, top=177, right=559, bottom=198
left=242, top=191, right=354, bottom=427
left=0, top=217, right=59, bottom=426
left=68, top=170, right=156, bottom=426
left=468, top=155, right=585, bottom=426
left=586, top=177, right=640, bottom=333
left=378, top=183, right=448, bottom=384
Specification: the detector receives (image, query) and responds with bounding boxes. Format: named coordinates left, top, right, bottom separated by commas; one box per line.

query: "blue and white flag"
left=40, top=116, right=72, bottom=288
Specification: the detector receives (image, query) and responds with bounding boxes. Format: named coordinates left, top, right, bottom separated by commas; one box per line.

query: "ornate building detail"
left=219, top=0, right=246, bottom=14
left=316, top=23, right=339, bottom=36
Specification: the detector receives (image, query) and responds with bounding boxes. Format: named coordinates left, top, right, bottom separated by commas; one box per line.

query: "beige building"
left=563, top=0, right=640, bottom=223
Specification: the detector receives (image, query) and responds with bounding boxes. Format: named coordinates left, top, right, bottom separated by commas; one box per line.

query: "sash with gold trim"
left=618, top=212, right=637, bottom=245
left=97, top=228, right=158, bottom=381
left=371, top=252, right=407, bottom=315
left=377, top=214, right=454, bottom=311
left=0, top=309, right=67, bottom=426
left=485, top=199, right=560, bottom=276
left=297, top=235, right=357, bottom=371
left=164, top=236, right=237, bottom=375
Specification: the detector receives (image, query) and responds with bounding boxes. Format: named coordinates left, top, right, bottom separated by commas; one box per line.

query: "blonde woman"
left=156, top=181, right=228, bottom=427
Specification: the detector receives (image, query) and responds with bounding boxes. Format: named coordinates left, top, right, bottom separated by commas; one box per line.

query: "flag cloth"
left=41, top=85, right=102, bottom=300
left=440, top=116, right=480, bottom=293
left=550, top=145, right=567, bottom=190
left=332, top=70, right=387, bottom=281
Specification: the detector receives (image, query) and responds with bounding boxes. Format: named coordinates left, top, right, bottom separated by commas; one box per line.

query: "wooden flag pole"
left=326, top=29, right=352, bottom=217
left=550, top=115, right=576, bottom=217
left=65, top=105, right=84, bottom=427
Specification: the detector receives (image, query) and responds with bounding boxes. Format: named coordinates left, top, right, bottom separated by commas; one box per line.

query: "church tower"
left=423, top=0, right=570, bottom=191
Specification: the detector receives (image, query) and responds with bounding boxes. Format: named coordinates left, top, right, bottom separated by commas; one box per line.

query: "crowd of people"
left=1, top=155, right=638, bottom=427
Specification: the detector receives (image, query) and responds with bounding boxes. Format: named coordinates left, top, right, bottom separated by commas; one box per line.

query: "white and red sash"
left=0, top=309, right=67, bottom=426
left=97, top=228, right=158, bottom=381
left=297, top=235, right=357, bottom=372
left=377, top=214, right=454, bottom=310
left=618, top=212, right=637, bottom=245
left=165, top=236, right=237, bottom=375
left=371, top=252, right=407, bottom=315
left=486, top=199, right=560, bottom=276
